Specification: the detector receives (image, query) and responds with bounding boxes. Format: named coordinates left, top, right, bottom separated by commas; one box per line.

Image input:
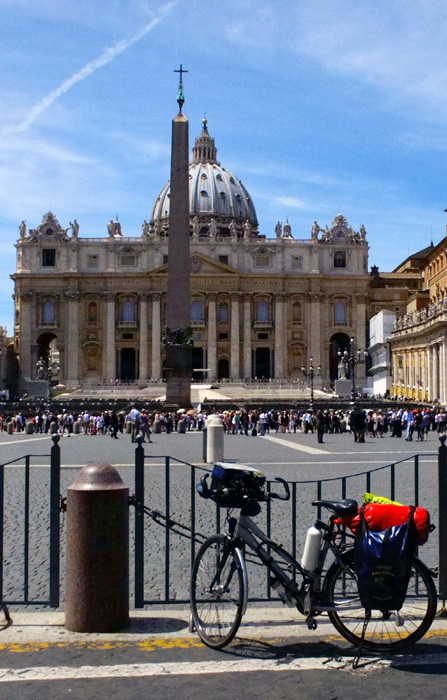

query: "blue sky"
left=1, top=0, right=447, bottom=331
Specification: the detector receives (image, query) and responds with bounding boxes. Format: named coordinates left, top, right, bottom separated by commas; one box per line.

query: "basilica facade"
left=12, top=120, right=373, bottom=390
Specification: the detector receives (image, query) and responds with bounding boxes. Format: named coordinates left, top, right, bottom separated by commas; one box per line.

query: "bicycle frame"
left=231, top=511, right=347, bottom=619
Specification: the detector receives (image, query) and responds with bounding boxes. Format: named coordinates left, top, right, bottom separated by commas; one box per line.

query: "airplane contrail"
left=15, top=1, right=177, bottom=132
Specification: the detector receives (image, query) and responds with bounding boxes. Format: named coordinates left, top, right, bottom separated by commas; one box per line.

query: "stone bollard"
left=153, top=419, right=161, bottom=434
left=7, top=422, right=14, bottom=435
left=65, top=463, right=129, bottom=632
left=207, top=417, right=224, bottom=463
left=177, top=419, right=186, bottom=434
left=126, top=422, right=133, bottom=434
left=25, top=422, right=34, bottom=434
left=50, top=421, right=58, bottom=434
left=73, top=422, right=81, bottom=434
left=340, top=419, right=347, bottom=433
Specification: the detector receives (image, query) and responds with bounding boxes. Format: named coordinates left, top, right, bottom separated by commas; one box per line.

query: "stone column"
left=441, top=342, right=447, bottom=405
left=207, top=293, right=217, bottom=381
left=66, top=292, right=80, bottom=385
left=151, top=293, right=162, bottom=380
left=139, top=293, right=149, bottom=381
left=274, top=293, right=285, bottom=379
left=433, top=344, right=439, bottom=402
left=19, top=293, right=33, bottom=380
left=309, top=291, right=322, bottom=369
left=243, top=294, right=252, bottom=380
left=105, top=293, right=116, bottom=381
left=230, top=293, right=240, bottom=380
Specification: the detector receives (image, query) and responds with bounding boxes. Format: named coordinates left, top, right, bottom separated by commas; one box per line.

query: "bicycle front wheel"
left=190, top=534, right=246, bottom=649
left=324, top=550, right=437, bottom=653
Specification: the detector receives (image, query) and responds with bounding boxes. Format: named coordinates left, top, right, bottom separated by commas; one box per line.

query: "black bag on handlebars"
left=208, top=462, right=266, bottom=508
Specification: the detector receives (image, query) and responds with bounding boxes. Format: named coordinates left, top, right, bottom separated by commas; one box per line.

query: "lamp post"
left=337, top=338, right=368, bottom=403
left=301, top=357, right=321, bottom=408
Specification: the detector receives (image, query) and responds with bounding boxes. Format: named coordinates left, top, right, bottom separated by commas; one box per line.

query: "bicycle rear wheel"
left=190, top=534, right=246, bottom=649
left=324, top=550, right=437, bottom=652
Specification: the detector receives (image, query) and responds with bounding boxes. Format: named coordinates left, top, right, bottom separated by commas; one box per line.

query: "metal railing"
left=0, top=436, right=61, bottom=608
left=133, top=441, right=444, bottom=606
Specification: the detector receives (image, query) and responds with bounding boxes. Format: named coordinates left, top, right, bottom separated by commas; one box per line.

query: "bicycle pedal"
left=306, top=616, right=317, bottom=630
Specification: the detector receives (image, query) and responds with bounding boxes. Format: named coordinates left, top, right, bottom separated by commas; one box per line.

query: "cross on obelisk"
left=164, top=66, right=192, bottom=408
left=174, top=64, right=188, bottom=114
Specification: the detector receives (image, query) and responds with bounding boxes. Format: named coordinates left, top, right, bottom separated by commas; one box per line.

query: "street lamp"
left=301, top=357, right=321, bottom=408
left=337, top=337, right=368, bottom=402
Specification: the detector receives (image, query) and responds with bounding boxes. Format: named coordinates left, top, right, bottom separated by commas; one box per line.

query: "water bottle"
left=301, top=525, right=323, bottom=572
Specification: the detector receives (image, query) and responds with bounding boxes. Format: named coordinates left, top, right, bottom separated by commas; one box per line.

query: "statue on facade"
left=283, top=219, right=292, bottom=238
left=19, top=221, right=27, bottom=238
left=360, top=224, right=366, bottom=241
left=209, top=217, right=217, bottom=238
left=275, top=221, right=282, bottom=238
left=153, top=218, right=161, bottom=236
left=311, top=221, right=321, bottom=240
left=229, top=219, right=238, bottom=239
left=70, top=219, right=79, bottom=238
left=243, top=219, right=252, bottom=239
left=108, top=219, right=122, bottom=237
left=141, top=220, right=150, bottom=237
left=192, top=215, right=199, bottom=237
left=36, top=357, right=47, bottom=380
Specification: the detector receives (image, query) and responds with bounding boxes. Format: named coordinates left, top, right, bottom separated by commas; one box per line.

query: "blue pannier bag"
left=354, top=506, right=416, bottom=613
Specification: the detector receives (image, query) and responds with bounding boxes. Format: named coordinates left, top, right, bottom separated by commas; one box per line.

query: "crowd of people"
left=0, top=405, right=445, bottom=443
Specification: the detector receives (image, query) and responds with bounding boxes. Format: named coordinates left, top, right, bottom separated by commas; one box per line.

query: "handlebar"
left=266, top=477, right=290, bottom=501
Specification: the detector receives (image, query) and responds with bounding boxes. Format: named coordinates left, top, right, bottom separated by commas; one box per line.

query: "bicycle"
left=190, top=463, right=437, bottom=652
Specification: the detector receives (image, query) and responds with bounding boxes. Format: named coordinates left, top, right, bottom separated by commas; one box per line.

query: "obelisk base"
left=164, top=345, right=192, bottom=410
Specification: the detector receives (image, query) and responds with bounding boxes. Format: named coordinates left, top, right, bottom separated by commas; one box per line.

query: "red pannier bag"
left=336, top=504, right=430, bottom=545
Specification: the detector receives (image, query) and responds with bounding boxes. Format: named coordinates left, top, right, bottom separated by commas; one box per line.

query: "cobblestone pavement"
left=0, top=428, right=442, bottom=608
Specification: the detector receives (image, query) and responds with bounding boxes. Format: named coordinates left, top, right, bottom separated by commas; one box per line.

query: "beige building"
left=12, top=120, right=373, bottom=391
left=390, top=240, right=447, bottom=402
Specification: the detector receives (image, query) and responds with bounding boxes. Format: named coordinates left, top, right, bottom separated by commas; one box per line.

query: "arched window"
left=334, top=302, right=347, bottom=325
left=42, top=301, right=55, bottom=324
left=292, top=302, right=302, bottom=324
left=87, top=301, right=98, bottom=324
left=191, top=299, right=204, bottom=322
left=122, top=301, right=135, bottom=322
left=218, top=302, right=229, bottom=323
left=256, top=301, right=269, bottom=322
left=334, top=251, right=346, bottom=268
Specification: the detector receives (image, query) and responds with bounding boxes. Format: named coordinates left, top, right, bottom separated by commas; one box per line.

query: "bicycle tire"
left=323, top=549, right=437, bottom=652
left=190, top=534, right=246, bottom=649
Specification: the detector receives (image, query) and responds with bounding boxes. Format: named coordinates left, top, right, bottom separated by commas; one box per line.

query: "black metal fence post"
left=438, top=436, right=447, bottom=613
left=202, top=426, right=207, bottom=463
left=49, top=435, right=61, bottom=608
left=134, top=436, right=145, bottom=608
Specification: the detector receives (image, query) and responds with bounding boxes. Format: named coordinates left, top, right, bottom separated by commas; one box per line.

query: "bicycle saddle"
left=312, top=499, right=358, bottom=517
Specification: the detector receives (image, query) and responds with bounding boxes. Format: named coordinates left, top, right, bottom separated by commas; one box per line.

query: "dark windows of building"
left=218, top=332, right=229, bottom=340
left=334, top=301, right=347, bottom=325
left=256, top=300, right=269, bottom=322
left=219, top=255, right=229, bottom=265
left=191, top=299, right=204, bottom=322
left=122, top=300, right=136, bottom=322
left=42, top=249, right=56, bottom=267
left=334, top=251, right=346, bottom=268
left=42, top=301, right=55, bottom=325
left=218, top=302, right=229, bottom=322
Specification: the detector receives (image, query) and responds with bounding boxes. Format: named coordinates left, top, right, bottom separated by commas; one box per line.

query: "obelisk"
left=164, top=65, right=192, bottom=408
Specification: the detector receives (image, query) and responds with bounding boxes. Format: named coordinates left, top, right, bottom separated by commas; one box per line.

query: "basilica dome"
left=150, top=119, right=258, bottom=237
